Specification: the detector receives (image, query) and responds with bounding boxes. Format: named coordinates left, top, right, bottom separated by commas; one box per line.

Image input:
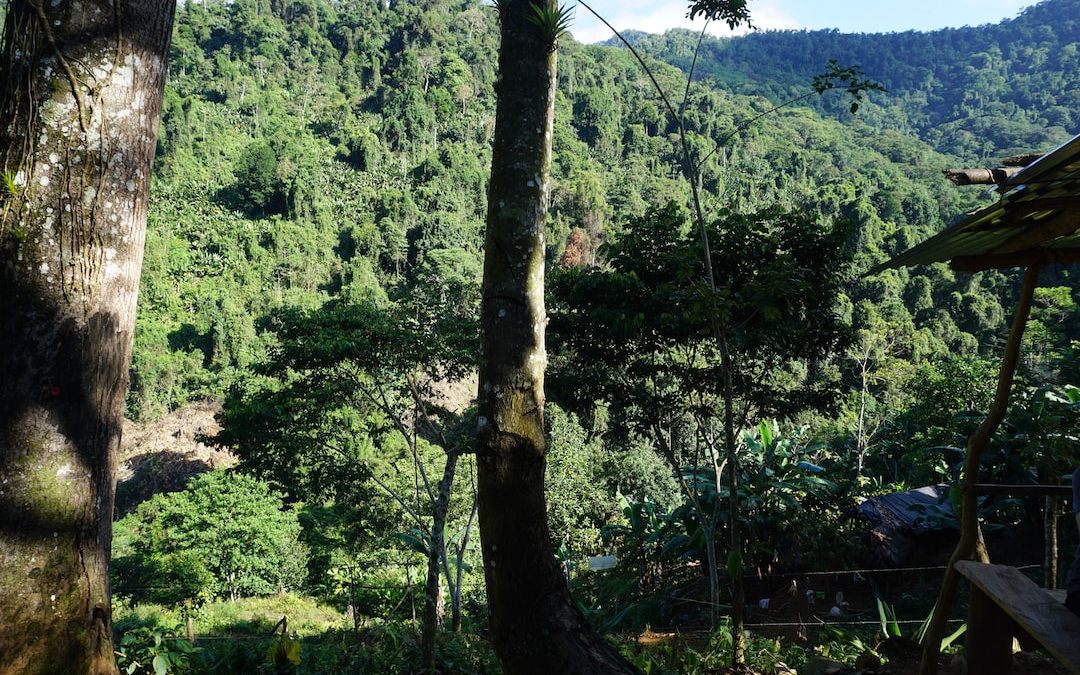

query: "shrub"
left=114, top=470, right=308, bottom=603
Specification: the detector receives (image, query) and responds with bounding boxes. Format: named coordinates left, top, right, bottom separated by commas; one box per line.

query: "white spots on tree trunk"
left=103, top=261, right=122, bottom=282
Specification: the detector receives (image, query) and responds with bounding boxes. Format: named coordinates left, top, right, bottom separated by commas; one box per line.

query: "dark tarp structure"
left=857, top=485, right=952, bottom=567
left=859, top=484, right=951, bottom=534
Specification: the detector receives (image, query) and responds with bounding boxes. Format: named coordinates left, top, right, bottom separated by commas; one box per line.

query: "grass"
left=114, top=593, right=348, bottom=637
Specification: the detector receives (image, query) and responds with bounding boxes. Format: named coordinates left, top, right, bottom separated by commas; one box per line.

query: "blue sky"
left=570, top=0, right=1038, bottom=44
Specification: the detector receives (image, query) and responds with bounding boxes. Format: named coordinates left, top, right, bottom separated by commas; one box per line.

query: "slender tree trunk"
left=476, top=3, right=638, bottom=673
left=705, top=427, right=724, bottom=628
left=421, top=450, right=458, bottom=672
left=1045, top=496, right=1058, bottom=589
left=720, top=342, right=746, bottom=665
left=917, top=265, right=1039, bottom=675
left=0, top=2, right=175, bottom=673
left=856, top=345, right=872, bottom=479
left=704, top=519, right=721, bottom=626
left=452, top=494, right=479, bottom=633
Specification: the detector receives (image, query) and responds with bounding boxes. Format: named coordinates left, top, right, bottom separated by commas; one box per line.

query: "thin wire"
left=113, top=563, right=1043, bottom=593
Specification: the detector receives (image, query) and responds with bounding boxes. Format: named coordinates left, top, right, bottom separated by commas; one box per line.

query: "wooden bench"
left=955, top=561, right=1080, bottom=675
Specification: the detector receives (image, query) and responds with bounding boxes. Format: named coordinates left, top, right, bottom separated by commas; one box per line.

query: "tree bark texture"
left=476, top=3, right=638, bottom=673
left=916, top=264, right=1039, bottom=675
left=1045, top=496, right=1058, bottom=589
left=0, top=2, right=175, bottom=673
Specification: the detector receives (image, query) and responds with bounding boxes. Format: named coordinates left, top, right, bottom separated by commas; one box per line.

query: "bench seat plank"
left=955, top=561, right=1080, bottom=674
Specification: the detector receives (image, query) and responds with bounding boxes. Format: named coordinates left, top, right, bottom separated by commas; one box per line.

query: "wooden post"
left=917, top=265, right=1041, bottom=675
left=965, top=584, right=1015, bottom=675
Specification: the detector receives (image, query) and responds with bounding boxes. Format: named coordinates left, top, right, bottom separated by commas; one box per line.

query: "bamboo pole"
left=917, top=264, right=1041, bottom=675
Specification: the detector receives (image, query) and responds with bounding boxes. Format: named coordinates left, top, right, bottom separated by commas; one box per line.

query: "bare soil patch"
left=117, top=401, right=235, bottom=515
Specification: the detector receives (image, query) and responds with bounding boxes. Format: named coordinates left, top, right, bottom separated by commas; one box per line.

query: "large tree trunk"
left=0, top=2, right=175, bottom=673
left=476, top=3, right=638, bottom=673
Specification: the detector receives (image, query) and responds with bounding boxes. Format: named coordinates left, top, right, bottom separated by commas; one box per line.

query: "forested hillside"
left=624, top=0, right=1080, bottom=160
left=130, top=0, right=1022, bottom=422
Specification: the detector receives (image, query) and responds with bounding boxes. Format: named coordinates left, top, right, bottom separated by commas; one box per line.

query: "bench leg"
left=965, top=585, right=1015, bottom=675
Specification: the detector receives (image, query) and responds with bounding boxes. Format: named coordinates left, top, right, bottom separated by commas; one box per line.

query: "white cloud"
left=570, top=0, right=801, bottom=45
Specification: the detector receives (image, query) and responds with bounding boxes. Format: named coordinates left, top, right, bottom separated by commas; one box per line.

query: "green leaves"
left=549, top=201, right=853, bottom=436
left=725, top=549, right=742, bottom=579
left=152, top=654, right=170, bottom=675
left=810, top=59, right=887, bottom=114
left=0, top=170, right=18, bottom=198
left=216, top=297, right=478, bottom=504
left=525, top=1, right=573, bottom=49
left=686, top=0, right=752, bottom=30
left=112, top=471, right=308, bottom=603
left=874, top=595, right=902, bottom=638
left=395, top=528, right=431, bottom=555
left=115, top=626, right=198, bottom=675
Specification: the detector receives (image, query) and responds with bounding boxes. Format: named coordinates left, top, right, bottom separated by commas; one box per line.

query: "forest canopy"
left=4, top=0, right=1076, bottom=671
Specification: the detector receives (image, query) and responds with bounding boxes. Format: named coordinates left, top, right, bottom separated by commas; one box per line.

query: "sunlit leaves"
left=810, top=59, right=887, bottom=114
left=686, top=0, right=752, bottom=30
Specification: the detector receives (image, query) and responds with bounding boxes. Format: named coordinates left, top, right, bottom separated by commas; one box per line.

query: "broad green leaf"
left=726, top=549, right=742, bottom=578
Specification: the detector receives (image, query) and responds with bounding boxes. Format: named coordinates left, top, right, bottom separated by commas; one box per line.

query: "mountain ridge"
left=603, top=0, right=1079, bottom=160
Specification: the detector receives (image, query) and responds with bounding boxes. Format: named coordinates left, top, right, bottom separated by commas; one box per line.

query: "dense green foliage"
left=549, top=202, right=852, bottom=433
left=114, top=471, right=308, bottom=604
left=216, top=297, right=474, bottom=503
left=130, top=0, right=1026, bottom=423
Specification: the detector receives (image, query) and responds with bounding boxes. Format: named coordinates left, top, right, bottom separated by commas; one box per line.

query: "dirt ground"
left=117, top=401, right=235, bottom=515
